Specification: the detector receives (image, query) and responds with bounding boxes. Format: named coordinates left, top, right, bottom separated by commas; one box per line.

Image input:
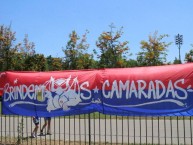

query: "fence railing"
left=0, top=113, right=193, bottom=145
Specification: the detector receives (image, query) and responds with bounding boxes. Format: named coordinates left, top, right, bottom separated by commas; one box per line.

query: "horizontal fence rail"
left=0, top=114, right=193, bottom=145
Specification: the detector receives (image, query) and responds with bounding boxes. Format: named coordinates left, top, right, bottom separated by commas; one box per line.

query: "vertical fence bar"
left=44, top=118, right=47, bottom=145
left=0, top=115, right=2, bottom=144
left=39, top=117, right=42, bottom=145
left=88, top=113, right=91, bottom=145
left=177, top=116, right=179, bottom=145
left=145, top=116, right=147, bottom=145
left=133, top=116, right=135, bottom=145
left=151, top=117, right=153, bottom=144
left=5, top=115, right=6, bottom=144
left=79, top=115, right=81, bottom=145
left=190, top=116, right=192, bottom=145
left=158, top=117, right=160, bottom=145
left=53, top=117, right=55, bottom=145
left=59, top=116, right=61, bottom=145
left=8, top=115, right=10, bottom=143
left=26, top=117, right=28, bottom=145
left=13, top=116, right=16, bottom=142
left=20, top=116, right=22, bottom=144
left=35, top=117, right=37, bottom=145
left=64, top=116, right=66, bottom=145
left=110, top=115, right=112, bottom=144
left=139, top=116, right=141, bottom=145
left=122, top=116, right=123, bottom=145
left=84, top=114, right=86, bottom=145
left=18, top=116, right=20, bottom=144
left=93, top=113, right=95, bottom=145
left=116, top=115, right=118, bottom=145
left=14, top=116, right=16, bottom=143
left=183, top=116, right=186, bottom=145
left=31, top=116, right=33, bottom=145
left=69, top=116, right=71, bottom=145
left=74, top=115, right=75, bottom=144
left=39, top=118, right=41, bottom=144
left=13, top=116, right=15, bottom=144
left=170, top=116, right=173, bottom=145
left=99, top=113, right=101, bottom=144
left=105, top=114, right=106, bottom=144
left=164, top=116, right=166, bottom=145
left=127, top=116, right=130, bottom=144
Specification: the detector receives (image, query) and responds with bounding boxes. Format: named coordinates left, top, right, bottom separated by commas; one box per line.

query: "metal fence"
left=0, top=113, right=193, bottom=145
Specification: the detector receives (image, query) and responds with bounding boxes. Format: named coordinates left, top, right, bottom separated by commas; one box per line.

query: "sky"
left=0, top=0, right=193, bottom=63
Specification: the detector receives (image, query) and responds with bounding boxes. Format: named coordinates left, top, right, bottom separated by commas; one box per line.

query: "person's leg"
left=34, top=124, right=39, bottom=136
left=32, top=127, right=36, bottom=137
left=41, top=118, right=48, bottom=134
left=47, top=118, right=51, bottom=134
left=32, top=124, right=39, bottom=137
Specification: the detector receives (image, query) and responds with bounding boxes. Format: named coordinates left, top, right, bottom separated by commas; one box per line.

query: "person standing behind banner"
left=32, top=116, right=40, bottom=138
left=40, top=117, right=52, bottom=135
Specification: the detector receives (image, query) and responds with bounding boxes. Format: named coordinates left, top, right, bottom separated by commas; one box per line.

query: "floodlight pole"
left=175, top=34, right=183, bottom=63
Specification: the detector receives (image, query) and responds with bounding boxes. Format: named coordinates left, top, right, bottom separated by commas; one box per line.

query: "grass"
left=0, top=136, right=160, bottom=145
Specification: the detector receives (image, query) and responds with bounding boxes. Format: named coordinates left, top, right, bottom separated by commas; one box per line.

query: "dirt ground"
left=0, top=137, right=127, bottom=145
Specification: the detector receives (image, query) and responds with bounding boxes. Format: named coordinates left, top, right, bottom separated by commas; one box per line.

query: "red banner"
left=1, top=63, right=193, bottom=117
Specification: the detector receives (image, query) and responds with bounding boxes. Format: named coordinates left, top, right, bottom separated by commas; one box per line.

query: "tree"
left=24, top=54, right=46, bottom=71
left=173, top=57, right=181, bottom=64
left=0, top=25, right=17, bottom=71
left=63, top=30, right=94, bottom=70
left=184, top=45, right=193, bottom=63
left=10, top=52, right=25, bottom=70
left=16, top=34, right=35, bottom=56
left=11, top=34, right=36, bottom=70
left=137, top=31, right=171, bottom=66
left=126, top=59, right=138, bottom=67
left=95, top=24, right=130, bottom=68
left=46, top=55, right=64, bottom=71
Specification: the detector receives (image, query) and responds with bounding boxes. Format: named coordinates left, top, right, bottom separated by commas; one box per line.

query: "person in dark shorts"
left=40, top=117, right=52, bottom=135
left=32, top=116, right=40, bottom=138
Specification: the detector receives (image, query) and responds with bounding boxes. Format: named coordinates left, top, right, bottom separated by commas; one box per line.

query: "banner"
left=0, top=72, right=5, bottom=97
left=2, top=63, right=193, bottom=117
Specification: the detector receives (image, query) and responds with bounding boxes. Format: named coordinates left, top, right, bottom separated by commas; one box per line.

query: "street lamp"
left=175, top=34, right=183, bottom=63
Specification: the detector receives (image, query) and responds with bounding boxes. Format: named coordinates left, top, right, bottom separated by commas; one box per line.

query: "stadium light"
left=175, top=34, right=183, bottom=63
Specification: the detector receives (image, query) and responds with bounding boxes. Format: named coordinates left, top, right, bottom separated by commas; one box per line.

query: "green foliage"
left=2, top=24, right=192, bottom=70
left=24, top=54, right=46, bottom=71
left=126, top=59, right=139, bottom=67
left=0, top=25, right=17, bottom=71
left=184, top=46, right=193, bottom=62
left=63, top=30, right=95, bottom=70
left=46, top=55, right=64, bottom=71
left=137, top=31, right=171, bottom=66
left=0, top=26, right=38, bottom=71
left=96, top=24, right=130, bottom=68
left=10, top=52, right=25, bottom=70
left=173, top=57, right=181, bottom=64
left=16, top=34, right=35, bottom=56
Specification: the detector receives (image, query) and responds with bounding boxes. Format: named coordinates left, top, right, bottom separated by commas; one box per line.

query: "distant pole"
left=175, top=34, right=183, bottom=63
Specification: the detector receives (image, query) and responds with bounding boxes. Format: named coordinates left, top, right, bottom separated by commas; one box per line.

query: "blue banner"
left=2, top=63, right=193, bottom=117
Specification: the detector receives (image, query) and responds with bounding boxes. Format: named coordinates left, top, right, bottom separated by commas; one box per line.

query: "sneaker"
left=31, top=133, right=36, bottom=138
left=47, top=132, right=52, bottom=135
left=40, top=130, right=44, bottom=135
